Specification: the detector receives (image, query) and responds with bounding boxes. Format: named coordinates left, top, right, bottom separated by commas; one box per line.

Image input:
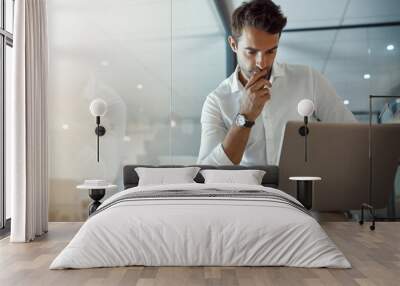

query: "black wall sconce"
left=297, top=99, right=315, bottom=162
left=89, top=98, right=107, bottom=162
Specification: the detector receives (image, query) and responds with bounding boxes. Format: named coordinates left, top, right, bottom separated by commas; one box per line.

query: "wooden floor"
left=0, top=221, right=399, bottom=286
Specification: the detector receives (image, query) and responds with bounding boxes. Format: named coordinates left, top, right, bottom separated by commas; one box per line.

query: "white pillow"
left=135, top=167, right=201, bottom=186
left=200, top=169, right=266, bottom=185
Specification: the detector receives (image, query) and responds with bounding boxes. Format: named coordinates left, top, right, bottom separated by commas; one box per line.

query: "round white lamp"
left=90, top=98, right=107, bottom=117
left=297, top=99, right=314, bottom=117
left=89, top=98, right=108, bottom=162
left=297, top=99, right=315, bottom=162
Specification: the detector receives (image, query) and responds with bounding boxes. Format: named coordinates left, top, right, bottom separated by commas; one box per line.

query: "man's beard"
left=239, top=64, right=272, bottom=84
left=241, top=67, right=269, bottom=81
left=240, top=67, right=253, bottom=81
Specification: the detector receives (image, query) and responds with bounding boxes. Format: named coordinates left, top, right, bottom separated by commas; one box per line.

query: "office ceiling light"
left=170, top=119, right=177, bottom=128
left=344, top=100, right=349, bottom=105
left=123, top=136, right=131, bottom=142
left=386, top=44, right=394, bottom=51
left=62, top=124, right=69, bottom=130
left=363, top=74, right=371, bottom=80
left=137, top=84, right=143, bottom=90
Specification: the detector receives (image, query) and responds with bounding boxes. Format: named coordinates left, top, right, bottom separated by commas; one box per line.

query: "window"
left=0, top=0, right=13, bottom=233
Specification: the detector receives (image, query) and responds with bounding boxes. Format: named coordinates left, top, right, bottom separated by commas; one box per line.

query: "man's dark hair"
left=231, top=0, right=287, bottom=39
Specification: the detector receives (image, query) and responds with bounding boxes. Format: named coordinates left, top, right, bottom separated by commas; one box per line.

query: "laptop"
left=278, top=121, right=400, bottom=211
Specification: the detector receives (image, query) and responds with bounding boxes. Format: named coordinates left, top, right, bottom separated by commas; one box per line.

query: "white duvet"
left=50, top=183, right=351, bottom=269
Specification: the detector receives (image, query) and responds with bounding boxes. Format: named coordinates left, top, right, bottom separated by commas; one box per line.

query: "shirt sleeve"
left=312, top=69, right=358, bottom=123
left=197, top=94, right=234, bottom=165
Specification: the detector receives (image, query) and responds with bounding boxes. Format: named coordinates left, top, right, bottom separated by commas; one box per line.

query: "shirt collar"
left=230, top=61, right=285, bottom=93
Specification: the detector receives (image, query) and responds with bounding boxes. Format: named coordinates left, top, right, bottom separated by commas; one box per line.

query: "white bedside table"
left=77, top=183, right=117, bottom=215
left=289, top=176, right=321, bottom=210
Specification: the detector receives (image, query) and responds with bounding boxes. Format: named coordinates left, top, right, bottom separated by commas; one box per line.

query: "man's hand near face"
left=240, top=68, right=272, bottom=121
left=222, top=68, right=272, bottom=165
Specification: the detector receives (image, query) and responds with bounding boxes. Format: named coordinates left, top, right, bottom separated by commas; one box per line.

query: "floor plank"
left=0, top=221, right=399, bottom=286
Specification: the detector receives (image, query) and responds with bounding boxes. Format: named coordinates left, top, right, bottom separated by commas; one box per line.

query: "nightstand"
left=77, top=183, right=117, bottom=215
left=289, top=176, right=321, bottom=210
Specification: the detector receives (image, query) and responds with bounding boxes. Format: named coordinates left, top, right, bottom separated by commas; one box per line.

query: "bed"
left=50, top=165, right=350, bottom=269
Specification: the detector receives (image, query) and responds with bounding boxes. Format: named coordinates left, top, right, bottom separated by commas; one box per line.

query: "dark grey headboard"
left=123, top=165, right=279, bottom=189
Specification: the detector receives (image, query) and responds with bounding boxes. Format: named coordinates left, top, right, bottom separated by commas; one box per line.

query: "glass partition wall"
left=47, top=0, right=227, bottom=221
left=279, top=25, right=400, bottom=219
left=47, top=1, right=400, bottom=221
left=278, top=25, right=400, bottom=121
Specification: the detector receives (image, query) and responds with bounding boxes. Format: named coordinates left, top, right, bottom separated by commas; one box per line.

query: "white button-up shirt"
left=197, top=62, right=357, bottom=166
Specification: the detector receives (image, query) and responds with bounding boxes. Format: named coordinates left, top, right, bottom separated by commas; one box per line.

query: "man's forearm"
left=222, top=126, right=252, bottom=165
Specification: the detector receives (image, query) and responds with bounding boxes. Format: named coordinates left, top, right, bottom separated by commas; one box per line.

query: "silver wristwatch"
left=235, top=113, right=255, bottom=128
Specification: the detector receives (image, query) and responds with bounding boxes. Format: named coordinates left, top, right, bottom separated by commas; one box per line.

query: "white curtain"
left=9, top=0, right=48, bottom=242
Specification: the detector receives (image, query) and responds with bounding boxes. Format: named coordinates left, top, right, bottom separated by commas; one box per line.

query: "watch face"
left=236, top=114, right=246, bottom=126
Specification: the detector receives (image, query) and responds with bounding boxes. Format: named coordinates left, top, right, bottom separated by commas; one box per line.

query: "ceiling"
left=233, top=0, right=400, bottom=28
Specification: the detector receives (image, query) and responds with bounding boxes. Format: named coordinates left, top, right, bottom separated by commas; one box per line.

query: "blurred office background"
left=40, top=0, right=400, bottom=220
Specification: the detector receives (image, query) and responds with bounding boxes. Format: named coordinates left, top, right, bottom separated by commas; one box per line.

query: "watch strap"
left=243, top=119, right=255, bottom=128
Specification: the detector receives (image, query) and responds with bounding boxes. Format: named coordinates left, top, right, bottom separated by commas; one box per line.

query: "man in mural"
left=197, top=0, right=356, bottom=166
